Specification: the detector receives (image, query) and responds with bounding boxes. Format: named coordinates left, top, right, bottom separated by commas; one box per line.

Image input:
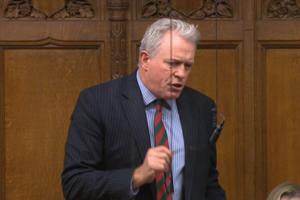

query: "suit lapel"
left=121, top=72, right=156, bottom=199
left=120, top=71, right=151, bottom=163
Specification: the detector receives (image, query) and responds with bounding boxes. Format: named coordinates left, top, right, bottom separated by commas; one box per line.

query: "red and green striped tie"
left=154, top=99, right=173, bottom=200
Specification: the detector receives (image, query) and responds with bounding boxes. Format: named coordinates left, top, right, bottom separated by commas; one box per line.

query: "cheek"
left=149, top=70, right=163, bottom=85
left=184, top=70, right=192, bottom=79
left=163, top=72, right=172, bottom=82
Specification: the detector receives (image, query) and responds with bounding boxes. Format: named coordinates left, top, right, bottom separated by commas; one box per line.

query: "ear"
left=139, top=50, right=150, bottom=71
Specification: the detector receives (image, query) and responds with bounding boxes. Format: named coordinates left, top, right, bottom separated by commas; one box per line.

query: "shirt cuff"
left=130, top=178, right=139, bottom=197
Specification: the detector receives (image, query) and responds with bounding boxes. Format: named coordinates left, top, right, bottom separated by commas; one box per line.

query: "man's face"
left=281, top=198, right=300, bottom=200
left=139, top=31, right=196, bottom=99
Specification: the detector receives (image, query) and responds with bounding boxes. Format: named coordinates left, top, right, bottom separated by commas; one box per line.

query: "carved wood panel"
left=138, top=0, right=235, bottom=19
left=265, top=0, right=300, bottom=19
left=4, top=0, right=95, bottom=19
left=107, top=0, right=129, bottom=79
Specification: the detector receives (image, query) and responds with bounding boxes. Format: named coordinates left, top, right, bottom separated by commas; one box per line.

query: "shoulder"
left=79, top=73, right=134, bottom=101
left=85, top=75, right=126, bottom=93
left=72, top=75, right=134, bottom=120
left=180, top=86, right=215, bottom=108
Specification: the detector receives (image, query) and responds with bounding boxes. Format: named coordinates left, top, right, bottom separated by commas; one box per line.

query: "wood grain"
left=0, top=0, right=300, bottom=199
left=4, top=49, right=102, bottom=199
left=187, top=47, right=243, bottom=200
left=265, top=49, right=300, bottom=193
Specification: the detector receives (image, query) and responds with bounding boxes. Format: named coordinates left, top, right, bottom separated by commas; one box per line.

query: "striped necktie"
left=154, top=99, right=173, bottom=200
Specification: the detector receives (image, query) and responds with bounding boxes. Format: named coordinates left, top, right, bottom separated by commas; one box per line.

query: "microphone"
left=209, top=118, right=225, bottom=144
left=209, top=108, right=225, bottom=144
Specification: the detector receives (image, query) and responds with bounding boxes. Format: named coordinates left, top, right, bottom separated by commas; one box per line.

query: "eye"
left=165, top=60, right=180, bottom=68
left=184, top=63, right=192, bottom=69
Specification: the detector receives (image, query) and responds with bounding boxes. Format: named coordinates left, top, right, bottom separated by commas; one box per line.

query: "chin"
left=165, top=92, right=181, bottom=100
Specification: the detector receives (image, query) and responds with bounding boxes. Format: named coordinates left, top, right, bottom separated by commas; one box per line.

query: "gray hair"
left=281, top=189, right=300, bottom=199
left=139, top=18, right=200, bottom=58
left=267, top=182, right=300, bottom=200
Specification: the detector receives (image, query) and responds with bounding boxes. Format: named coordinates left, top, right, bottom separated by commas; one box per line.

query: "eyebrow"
left=164, top=58, right=194, bottom=65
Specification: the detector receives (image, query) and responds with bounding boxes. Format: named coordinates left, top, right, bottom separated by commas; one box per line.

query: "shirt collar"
left=136, top=69, right=156, bottom=106
left=136, top=69, right=173, bottom=109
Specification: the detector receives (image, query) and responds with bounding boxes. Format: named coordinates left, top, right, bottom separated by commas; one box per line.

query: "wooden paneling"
left=0, top=0, right=300, bottom=200
left=0, top=21, right=108, bottom=41
left=0, top=48, right=5, bottom=200
left=187, top=46, right=243, bottom=200
left=187, top=48, right=217, bottom=97
left=256, top=47, right=300, bottom=199
left=265, top=49, right=300, bottom=189
left=257, top=21, right=300, bottom=40
left=0, top=1, right=110, bottom=199
left=255, top=0, right=300, bottom=198
left=3, top=48, right=103, bottom=199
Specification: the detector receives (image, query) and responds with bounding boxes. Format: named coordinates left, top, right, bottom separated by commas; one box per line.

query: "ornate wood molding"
left=266, top=0, right=300, bottom=18
left=4, top=0, right=95, bottom=19
left=52, top=0, right=94, bottom=19
left=141, top=0, right=234, bottom=19
left=107, top=0, right=129, bottom=79
left=4, top=0, right=46, bottom=19
left=0, top=37, right=102, bottom=48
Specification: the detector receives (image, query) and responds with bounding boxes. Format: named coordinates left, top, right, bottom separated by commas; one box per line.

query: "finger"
left=151, top=159, right=171, bottom=172
left=153, top=152, right=171, bottom=165
left=152, top=146, right=172, bottom=158
left=146, top=148, right=172, bottom=172
left=149, top=154, right=172, bottom=172
left=147, top=150, right=172, bottom=167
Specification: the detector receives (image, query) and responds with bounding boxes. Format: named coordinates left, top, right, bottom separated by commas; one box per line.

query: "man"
left=62, top=18, right=226, bottom=200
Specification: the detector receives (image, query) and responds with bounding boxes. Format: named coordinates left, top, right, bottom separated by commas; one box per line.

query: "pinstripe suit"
left=62, top=70, right=226, bottom=200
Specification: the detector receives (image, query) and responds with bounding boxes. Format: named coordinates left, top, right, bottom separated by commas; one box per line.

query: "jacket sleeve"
left=61, top=89, right=134, bottom=200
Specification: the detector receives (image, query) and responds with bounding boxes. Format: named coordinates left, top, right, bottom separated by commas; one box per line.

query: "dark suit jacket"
left=62, top=70, right=226, bottom=200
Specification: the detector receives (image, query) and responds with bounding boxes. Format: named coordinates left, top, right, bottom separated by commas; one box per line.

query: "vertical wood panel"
left=0, top=0, right=108, bottom=199
left=0, top=48, right=5, bottom=200
left=265, top=49, right=300, bottom=193
left=242, top=0, right=256, bottom=198
left=4, top=49, right=102, bottom=200
left=216, top=49, right=241, bottom=200
left=187, top=48, right=217, bottom=99
left=187, top=47, right=242, bottom=200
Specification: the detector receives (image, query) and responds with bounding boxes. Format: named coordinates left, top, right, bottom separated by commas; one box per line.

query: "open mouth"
left=170, top=83, right=183, bottom=90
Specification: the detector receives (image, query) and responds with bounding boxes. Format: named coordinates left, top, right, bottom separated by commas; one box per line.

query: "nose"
left=173, top=65, right=187, bottom=79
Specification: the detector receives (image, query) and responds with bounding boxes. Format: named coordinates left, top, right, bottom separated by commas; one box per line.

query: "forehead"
left=158, top=31, right=196, bottom=51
